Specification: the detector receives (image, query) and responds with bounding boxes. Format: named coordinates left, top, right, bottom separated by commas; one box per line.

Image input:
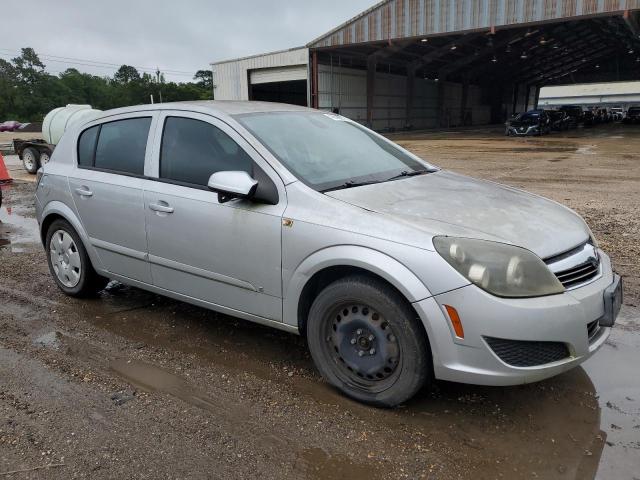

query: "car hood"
left=509, top=119, right=539, bottom=127
left=325, top=171, right=590, bottom=259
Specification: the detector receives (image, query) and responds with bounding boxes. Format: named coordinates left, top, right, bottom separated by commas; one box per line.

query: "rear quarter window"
left=77, top=126, right=99, bottom=167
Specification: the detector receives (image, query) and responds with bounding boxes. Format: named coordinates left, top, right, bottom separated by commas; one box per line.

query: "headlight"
left=433, top=237, right=564, bottom=298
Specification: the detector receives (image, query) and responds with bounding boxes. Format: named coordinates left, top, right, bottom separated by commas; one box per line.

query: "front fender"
left=40, top=200, right=105, bottom=272
left=282, top=245, right=433, bottom=328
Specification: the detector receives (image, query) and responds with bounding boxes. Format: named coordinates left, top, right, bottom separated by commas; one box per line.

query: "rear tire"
left=307, top=275, right=431, bottom=407
left=45, top=219, right=108, bottom=297
left=22, top=147, right=40, bottom=174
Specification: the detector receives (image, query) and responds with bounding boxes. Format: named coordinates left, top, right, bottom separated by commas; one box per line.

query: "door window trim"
left=146, top=110, right=285, bottom=205
left=158, top=115, right=256, bottom=189
left=75, top=113, right=157, bottom=178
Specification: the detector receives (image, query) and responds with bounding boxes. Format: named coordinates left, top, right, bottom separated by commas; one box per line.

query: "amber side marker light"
left=444, top=305, right=464, bottom=338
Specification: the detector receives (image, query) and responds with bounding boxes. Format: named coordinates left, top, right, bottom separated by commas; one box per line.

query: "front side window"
left=236, top=112, right=432, bottom=192
left=93, top=117, right=151, bottom=175
left=160, top=117, right=253, bottom=186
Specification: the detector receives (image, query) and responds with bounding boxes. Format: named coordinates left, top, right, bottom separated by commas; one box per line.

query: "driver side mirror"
left=207, top=171, right=258, bottom=204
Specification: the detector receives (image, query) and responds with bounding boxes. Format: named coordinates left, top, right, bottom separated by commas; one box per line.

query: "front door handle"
left=149, top=202, right=174, bottom=214
left=75, top=186, right=93, bottom=197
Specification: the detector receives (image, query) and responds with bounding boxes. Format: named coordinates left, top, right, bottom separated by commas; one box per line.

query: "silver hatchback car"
left=36, top=101, right=622, bottom=407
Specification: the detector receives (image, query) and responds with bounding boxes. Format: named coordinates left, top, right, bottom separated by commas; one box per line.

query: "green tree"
left=194, top=70, right=213, bottom=90
left=113, top=65, right=141, bottom=84
left=0, top=48, right=212, bottom=123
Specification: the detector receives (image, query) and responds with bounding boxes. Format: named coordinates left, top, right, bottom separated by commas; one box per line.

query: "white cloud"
left=2, top=0, right=374, bottom=82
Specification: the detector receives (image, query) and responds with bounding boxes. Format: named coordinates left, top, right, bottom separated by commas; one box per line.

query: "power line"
left=0, top=47, right=195, bottom=74
left=0, top=48, right=197, bottom=76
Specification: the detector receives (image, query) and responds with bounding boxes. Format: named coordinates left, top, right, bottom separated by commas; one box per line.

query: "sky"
left=2, top=0, right=375, bottom=82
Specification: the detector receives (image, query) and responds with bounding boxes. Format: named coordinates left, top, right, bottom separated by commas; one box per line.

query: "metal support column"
left=405, top=64, right=415, bottom=129
left=460, top=79, right=469, bottom=126
left=366, top=56, right=377, bottom=127
left=311, top=51, right=319, bottom=109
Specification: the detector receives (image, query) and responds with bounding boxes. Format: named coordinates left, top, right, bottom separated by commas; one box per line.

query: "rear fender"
left=40, top=200, right=105, bottom=273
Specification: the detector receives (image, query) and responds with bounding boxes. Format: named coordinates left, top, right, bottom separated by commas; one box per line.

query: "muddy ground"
left=0, top=125, right=638, bottom=479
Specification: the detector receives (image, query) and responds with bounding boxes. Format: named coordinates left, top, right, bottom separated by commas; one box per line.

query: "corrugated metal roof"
left=540, top=81, right=640, bottom=99
left=308, top=0, right=640, bottom=48
left=211, top=47, right=307, bottom=66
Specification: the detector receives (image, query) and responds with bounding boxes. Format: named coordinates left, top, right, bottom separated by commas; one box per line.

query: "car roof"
left=90, top=101, right=314, bottom=119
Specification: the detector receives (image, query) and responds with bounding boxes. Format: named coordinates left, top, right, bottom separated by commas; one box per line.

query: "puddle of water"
left=583, top=307, right=640, bottom=480
left=576, top=145, right=597, bottom=155
left=0, top=187, right=40, bottom=252
left=301, top=447, right=384, bottom=480
left=33, top=331, right=61, bottom=349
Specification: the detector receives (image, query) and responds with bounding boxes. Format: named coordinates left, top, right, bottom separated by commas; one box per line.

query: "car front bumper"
left=507, top=125, right=540, bottom=136
left=414, top=250, right=618, bottom=386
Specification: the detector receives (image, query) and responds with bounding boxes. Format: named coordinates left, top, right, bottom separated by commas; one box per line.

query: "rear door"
left=143, top=111, right=286, bottom=321
left=68, top=113, right=158, bottom=283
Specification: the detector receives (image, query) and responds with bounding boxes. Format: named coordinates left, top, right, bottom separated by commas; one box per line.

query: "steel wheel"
left=49, top=229, right=82, bottom=288
left=22, top=148, right=38, bottom=173
left=39, top=151, right=51, bottom=165
left=321, top=302, right=402, bottom=393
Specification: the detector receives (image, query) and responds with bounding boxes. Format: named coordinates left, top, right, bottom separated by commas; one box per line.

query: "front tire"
left=307, top=275, right=431, bottom=407
left=45, top=219, right=108, bottom=297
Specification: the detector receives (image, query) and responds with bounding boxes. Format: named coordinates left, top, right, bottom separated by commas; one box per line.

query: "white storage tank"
left=42, top=104, right=102, bottom=145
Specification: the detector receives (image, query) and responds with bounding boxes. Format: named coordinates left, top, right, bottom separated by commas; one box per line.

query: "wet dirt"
left=0, top=125, right=639, bottom=479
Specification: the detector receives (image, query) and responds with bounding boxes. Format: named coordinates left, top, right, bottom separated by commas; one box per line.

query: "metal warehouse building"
left=212, top=0, right=640, bottom=130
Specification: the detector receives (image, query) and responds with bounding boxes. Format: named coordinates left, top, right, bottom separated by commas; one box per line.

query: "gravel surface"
left=0, top=125, right=638, bottom=479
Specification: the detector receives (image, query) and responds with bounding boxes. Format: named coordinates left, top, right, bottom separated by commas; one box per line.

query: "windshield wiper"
left=322, top=169, right=434, bottom=193
left=321, top=179, right=382, bottom=193
left=384, top=169, right=431, bottom=182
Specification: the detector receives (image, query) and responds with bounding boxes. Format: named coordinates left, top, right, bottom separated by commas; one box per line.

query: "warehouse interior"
left=249, top=79, right=308, bottom=106
left=212, top=2, right=640, bottom=131
left=309, top=10, right=640, bottom=130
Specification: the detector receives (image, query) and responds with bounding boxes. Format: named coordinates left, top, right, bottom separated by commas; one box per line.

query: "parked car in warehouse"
left=35, top=101, right=622, bottom=407
left=583, top=110, right=595, bottom=127
left=623, top=106, right=640, bottom=124
left=558, top=105, right=584, bottom=128
left=610, top=107, right=624, bottom=121
left=505, top=110, right=551, bottom=136
left=545, top=110, right=570, bottom=131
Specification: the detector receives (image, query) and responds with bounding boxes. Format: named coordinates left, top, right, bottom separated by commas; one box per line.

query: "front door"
left=143, top=112, right=285, bottom=321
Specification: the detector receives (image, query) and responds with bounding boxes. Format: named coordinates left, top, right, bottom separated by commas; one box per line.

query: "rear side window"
left=77, top=126, right=99, bottom=167
left=160, top=117, right=253, bottom=186
left=93, top=118, right=151, bottom=175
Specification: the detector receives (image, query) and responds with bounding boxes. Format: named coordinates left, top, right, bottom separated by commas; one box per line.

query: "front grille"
left=485, top=337, right=570, bottom=367
left=587, top=320, right=601, bottom=343
left=554, top=259, right=599, bottom=288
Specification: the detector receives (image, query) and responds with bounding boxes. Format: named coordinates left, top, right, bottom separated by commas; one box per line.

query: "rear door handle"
left=149, top=202, right=174, bottom=214
left=75, top=186, right=93, bottom=197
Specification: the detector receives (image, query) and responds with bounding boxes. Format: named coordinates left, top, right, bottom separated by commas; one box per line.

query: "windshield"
left=516, top=112, right=540, bottom=121
left=236, top=112, right=433, bottom=192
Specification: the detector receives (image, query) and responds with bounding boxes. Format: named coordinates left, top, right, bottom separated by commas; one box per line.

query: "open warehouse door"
left=249, top=65, right=308, bottom=106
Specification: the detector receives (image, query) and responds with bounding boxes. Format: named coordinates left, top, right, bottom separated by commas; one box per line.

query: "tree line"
left=0, top=48, right=213, bottom=122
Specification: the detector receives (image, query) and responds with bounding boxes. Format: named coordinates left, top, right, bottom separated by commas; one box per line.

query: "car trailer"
left=13, top=139, right=55, bottom=174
